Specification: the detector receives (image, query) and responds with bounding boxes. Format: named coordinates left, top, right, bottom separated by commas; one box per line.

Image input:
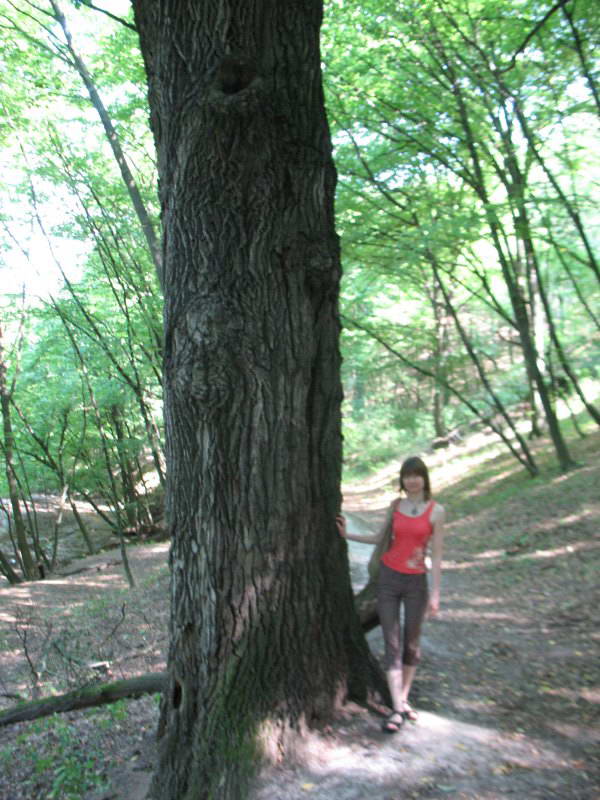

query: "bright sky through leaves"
left=0, top=0, right=133, bottom=302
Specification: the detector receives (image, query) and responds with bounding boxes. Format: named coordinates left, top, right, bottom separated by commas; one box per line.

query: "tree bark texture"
left=133, top=3, right=383, bottom=798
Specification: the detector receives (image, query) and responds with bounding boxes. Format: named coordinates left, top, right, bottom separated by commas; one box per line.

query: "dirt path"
left=1, top=438, right=599, bottom=800
left=97, top=513, right=599, bottom=800
left=251, top=506, right=600, bottom=800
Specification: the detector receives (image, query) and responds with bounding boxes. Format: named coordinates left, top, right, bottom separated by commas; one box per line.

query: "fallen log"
left=1, top=581, right=382, bottom=729
left=0, top=672, right=167, bottom=727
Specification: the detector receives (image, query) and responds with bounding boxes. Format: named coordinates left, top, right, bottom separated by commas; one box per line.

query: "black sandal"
left=382, top=710, right=404, bottom=733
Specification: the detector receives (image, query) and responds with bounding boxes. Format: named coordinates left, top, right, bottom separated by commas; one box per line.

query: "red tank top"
left=381, top=501, right=435, bottom=574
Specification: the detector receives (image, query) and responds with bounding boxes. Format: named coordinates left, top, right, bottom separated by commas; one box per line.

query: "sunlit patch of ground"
left=253, top=704, right=575, bottom=800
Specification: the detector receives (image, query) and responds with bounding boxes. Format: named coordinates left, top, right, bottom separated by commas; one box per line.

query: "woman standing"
left=336, top=456, right=445, bottom=733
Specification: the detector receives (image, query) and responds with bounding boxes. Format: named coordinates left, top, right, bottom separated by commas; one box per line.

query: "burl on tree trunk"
left=132, top=1, right=385, bottom=798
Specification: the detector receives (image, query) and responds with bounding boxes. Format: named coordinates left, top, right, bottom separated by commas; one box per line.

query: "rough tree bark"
left=132, top=2, right=384, bottom=798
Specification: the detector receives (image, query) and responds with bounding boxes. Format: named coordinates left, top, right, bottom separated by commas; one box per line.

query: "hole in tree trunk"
left=216, top=57, right=256, bottom=94
left=172, top=680, right=183, bottom=709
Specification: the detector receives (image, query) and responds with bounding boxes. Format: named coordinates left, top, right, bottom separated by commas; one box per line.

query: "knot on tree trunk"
left=299, top=236, right=341, bottom=294
left=171, top=298, right=248, bottom=411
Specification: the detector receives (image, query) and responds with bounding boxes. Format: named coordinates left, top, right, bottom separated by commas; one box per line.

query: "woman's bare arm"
left=428, top=504, right=446, bottom=616
left=336, top=505, right=393, bottom=545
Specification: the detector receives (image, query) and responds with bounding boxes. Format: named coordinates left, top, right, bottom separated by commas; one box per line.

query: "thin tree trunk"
left=49, top=484, right=68, bottom=567
left=47, top=142, right=166, bottom=486
left=500, top=124, right=600, bottom=429
left=344, top=315, right=539, bottom=475
left=58, top=322, right=135, bottom=587
left=540, top=224, right=600, bottom=332
left=0, top=324, right=36, bottom=580
left=0, top=543, right=23, bottom=585
left=49, top=0, right=162, bottom=286
left=411, top=19, right=576, bottom=471
left=531, top=252, right=600, bottom=427
left=429, top=283, right=449, bottom=439
left=561, top=3, right=600, bottom=118
left=525, top=231, right=546, bottom=439
left=110, top=404, right=139, bottom=531
left=427, top=252, right=539, bottom=476
left=9, top=399, right=98, bottom=557
left=443, top=66, right=575, bottom=470
left=67, top=493, right=97, bottom=557
left=511, top=97, right=600, bottom=287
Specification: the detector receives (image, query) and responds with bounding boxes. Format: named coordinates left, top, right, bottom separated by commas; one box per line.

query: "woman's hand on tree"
left=336, top=514, right=347, bottom=538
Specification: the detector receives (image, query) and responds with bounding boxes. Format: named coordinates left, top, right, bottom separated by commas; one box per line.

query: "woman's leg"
left=386, top=667, right=404, bottom=713
left=377, top=565, right=404, bottom=678
left=400, top=575, right=429, bottom=713
left=377, top=565, right=405, bottom=725
left=401, top=664, right=417, bottom=709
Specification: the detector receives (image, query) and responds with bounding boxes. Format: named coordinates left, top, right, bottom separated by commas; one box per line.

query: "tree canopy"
left=0, top=0, right=597, bottom=567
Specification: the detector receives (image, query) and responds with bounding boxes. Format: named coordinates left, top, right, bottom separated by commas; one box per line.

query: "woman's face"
left=402, top=471, right=425, bottom=495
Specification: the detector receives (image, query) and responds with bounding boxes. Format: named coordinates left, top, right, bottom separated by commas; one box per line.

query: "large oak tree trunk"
left=133, top=2, right=384, bottom=798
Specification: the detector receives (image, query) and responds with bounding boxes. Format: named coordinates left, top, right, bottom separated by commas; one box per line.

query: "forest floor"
left=0, top=427, right=599, bottom=799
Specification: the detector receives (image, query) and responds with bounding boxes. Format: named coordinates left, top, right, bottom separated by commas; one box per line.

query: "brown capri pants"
left=377, top=562, right=429, bottom=669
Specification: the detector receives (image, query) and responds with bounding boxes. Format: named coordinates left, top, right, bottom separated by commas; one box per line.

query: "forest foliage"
left=0, top=0, right=598, bottom=582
